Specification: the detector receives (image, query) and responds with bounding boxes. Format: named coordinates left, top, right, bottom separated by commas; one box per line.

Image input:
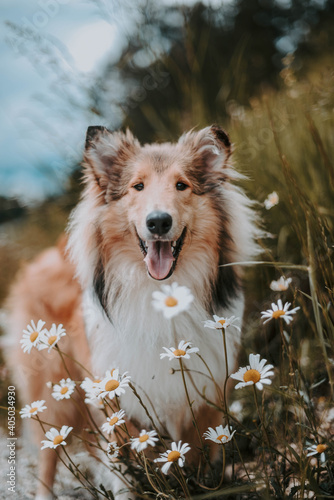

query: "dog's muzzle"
left=137, top=212, right=186, bottom=280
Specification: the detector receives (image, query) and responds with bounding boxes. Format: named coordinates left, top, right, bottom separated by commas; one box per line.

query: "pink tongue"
left=144, top=241, right=175, bottom=280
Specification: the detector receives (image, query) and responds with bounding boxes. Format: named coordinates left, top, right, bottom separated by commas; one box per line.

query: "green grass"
left=0, top=68, right=333, bottom=498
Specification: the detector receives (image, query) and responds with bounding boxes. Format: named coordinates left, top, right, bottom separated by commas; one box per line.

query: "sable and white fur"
left=5, top=125, right=260, bottom=499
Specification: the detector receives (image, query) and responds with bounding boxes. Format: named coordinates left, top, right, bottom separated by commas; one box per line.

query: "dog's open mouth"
left=138, top=228, right=186, bottom=280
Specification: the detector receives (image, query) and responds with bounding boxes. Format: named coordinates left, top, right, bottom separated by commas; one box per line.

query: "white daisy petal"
left=41, top=426, right=73, bottom=450
left=51, top=378, right=75, bottom=401
left=160, top=340, right=199, bottom=360
left=154, top=440, right=190, bottom=474
left=230, top=353, right=275, bottom=391
left=261, top=300, right=300, bottom=325
left=204, top=315, right=241, bottom=332
left=39, top=323, right=66, bottom=352
left=101, top=410, right=126, bottom=435
left=20, top=400, right=47, bottom=418
left=203, top=424, right=235, bottom=444
left=20, top=320, right=47, bottom=353
left=152, top=283, right=193, bottom=319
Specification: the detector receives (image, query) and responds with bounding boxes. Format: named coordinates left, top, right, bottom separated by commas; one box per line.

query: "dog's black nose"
left=146, top=211, right=172, bottom=236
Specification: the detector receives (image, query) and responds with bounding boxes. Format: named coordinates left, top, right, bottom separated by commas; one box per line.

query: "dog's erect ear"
left=84, top=126, right=140, bottom=201
left=179, top=125, right=231, bottom=165
left=178, top=125, right=232, bottom=193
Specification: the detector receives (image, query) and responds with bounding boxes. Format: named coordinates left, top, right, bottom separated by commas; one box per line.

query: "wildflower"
left=204, top=315, right=241, bottom=332
left=20, top=400, right=47, bottom=419
left=20, top=320, right=46, bottom=353
left=160, top=340, right=199, bottom=360
left=154, top=440, right=190, bottom=474
left=52, top=378, right=75, bottom=401
left=152, top=282, right=194, bottom=319
left=270, top=276, right=292, bottom=292
left=81, top=376, right=105, bottom=407
left=261, top=299, right=300, bottom=325
left=264, top=191, right=279, bottom=210
left=107, top=441, right=120, bottom=459
left=41, top=426, right=73, bottom=450
left=131, top=429, right=158, bottom=452
left=101, top=410, right=126, bottom=435
left=307, top=443, right=327, bottom=463
left=230, top=353, right=274, bottom=391
left=203, top=424, right=235, bottom=444
left=96, top=369, right=131, bottom=400
left=39, top=323, right=66, bottom=352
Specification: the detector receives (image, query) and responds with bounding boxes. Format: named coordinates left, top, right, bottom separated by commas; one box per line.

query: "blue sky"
left=2, top=0, right=235, bottom=203
left=1, top=0, right=132, bottom=203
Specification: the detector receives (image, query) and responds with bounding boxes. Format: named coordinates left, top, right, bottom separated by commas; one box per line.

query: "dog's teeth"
left=171, top=241, right=176, bottom=247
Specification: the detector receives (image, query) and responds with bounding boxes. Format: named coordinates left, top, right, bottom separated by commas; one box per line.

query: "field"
left=1, top=3, right=334, bottom=496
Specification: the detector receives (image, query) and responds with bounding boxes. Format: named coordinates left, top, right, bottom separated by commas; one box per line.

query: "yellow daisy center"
left=165, top=296, right=178, bottom=307
left=48, top=335, right=57, bottom=345
left=139, top=434, right=149, bottom=443
left=218, top=319, right=226, bottom=326
left=167, top=450, right=181, bottom=462
left=29, top=407, right=38, bottom=413
left=278, top=284, right=287, bottom=291
left=53, top=435, right=64, bottom=445
left=272, top=310, right=285, bottom=319
left=109, top=416, right=119, bottom=426
left=217, top=434, right=229, bottom=442
left=105, top=380, right=119, bottom=392
left=243, top=369, right=261, bottom=384
left=316, top=444, right=327, bottom=454
left=30, top=331, right=39, bottom=342
left=173, top=349, right=186, bottom=357
left=60, top=386, right=69, bottom=395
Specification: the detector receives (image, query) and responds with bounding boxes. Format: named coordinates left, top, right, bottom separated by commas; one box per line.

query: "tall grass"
left=2, top=64, right=334, bottom=498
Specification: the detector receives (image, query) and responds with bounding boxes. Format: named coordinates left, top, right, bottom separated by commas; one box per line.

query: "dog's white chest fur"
left=82, top=286, right=243, bottom=438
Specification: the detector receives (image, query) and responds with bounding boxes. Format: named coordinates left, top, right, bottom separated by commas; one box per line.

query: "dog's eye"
left=133, top=183, right=144, bottom=191
left=176, top=182, right=188, bottom=191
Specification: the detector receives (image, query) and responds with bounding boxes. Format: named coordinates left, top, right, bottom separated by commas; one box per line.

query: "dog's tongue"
left=144, top=241, right=174, bottom=280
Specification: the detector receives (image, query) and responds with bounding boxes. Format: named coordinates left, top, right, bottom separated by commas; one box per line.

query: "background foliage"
left=1, top=0, right=333, bottom=497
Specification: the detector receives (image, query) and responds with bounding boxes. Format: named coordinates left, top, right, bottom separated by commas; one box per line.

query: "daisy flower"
left=41, top=425, right=73, bottom=450
left=204, top=315, right=241, bottom=332
left=203, top=424, right=235, bottom=444
left=80, top=376, right=105, bottom=408
left=131, top=429, right=159, bottom=452
left=152, top=282, right=194, bottom=319
left=96, top=369, right=131, bottom=400
left=39, top=323, right=66, bottom=352
left=306, top=443, right=327, bottom=463
left=20, top=400, right=47, bottom=419
left=160, top=340, right=199, bottom=360
left=20, top=320, right=46, bottom=353
left=154, top=440, right=190, bottom=474
left=230, top=353, right=274, bottom=391
left=101, top=410, right=126, bottom=435
left=270, top=276, right=292, bottom=292
left=52, top=378, right=75, bottom=401
left=264, top=191, right=279, bottom=210
left=261, top=299, right=300, bottom=325
left=107, top=441, right=120, bottom=459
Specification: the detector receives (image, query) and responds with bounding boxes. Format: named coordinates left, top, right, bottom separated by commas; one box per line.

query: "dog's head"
left=84, top=125, right=232, bottom=282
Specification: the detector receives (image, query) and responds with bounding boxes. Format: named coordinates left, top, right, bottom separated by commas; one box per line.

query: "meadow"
left=1, top=62, right=333, bottom=499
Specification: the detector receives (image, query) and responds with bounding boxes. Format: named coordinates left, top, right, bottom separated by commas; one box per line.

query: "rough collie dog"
left=5, top=125, right=259, bottom=499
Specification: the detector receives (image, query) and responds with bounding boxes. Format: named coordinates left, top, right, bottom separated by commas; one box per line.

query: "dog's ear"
left=178, top=125, right=232, bottom=193
left=84, top=126, right=140, bottom=201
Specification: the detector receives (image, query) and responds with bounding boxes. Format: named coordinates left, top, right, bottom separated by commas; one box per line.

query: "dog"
left=5, top=125, right=260, bottom=499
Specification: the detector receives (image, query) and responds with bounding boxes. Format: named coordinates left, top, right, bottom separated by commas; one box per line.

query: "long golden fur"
left=5, top=125, right=260, bottom=499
